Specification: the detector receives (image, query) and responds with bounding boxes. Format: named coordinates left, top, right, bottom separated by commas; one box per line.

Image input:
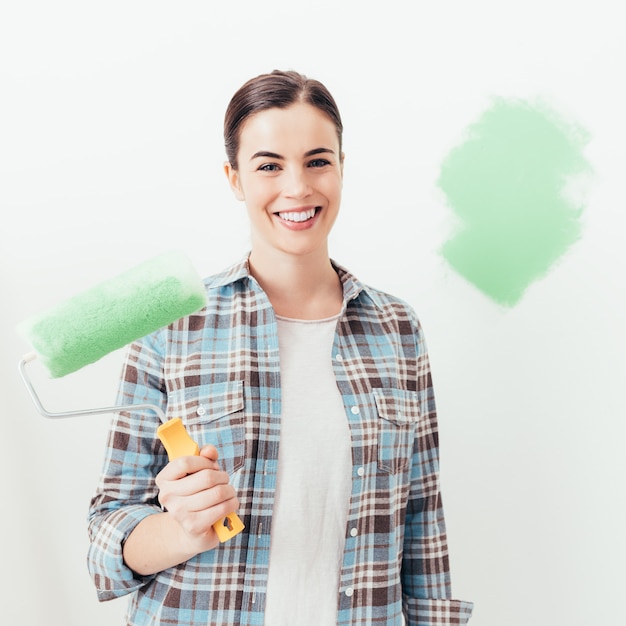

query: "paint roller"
left=16, top=250, right=244, bottom=543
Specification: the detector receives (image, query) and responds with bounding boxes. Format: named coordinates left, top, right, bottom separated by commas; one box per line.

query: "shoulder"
left=334, top=260, right=418, bottom=315
left=204, top=256, right=251, bottom=290
left=334, top=261, right=422, bottom=337
left=362, top=282, right=417, bottom=313
left=356, top=284, right=423, bottom=338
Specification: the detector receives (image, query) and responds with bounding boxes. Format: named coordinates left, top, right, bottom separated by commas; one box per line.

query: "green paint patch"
left=438, top=98, right=592, bottom=306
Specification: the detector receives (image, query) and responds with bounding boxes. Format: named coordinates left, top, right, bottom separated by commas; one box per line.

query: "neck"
left=248, top=247, right=343, bottom=319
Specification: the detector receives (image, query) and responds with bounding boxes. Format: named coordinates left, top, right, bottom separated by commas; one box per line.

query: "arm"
left=122, top=445, right=239, bottom=575
left=87, top=333, right=236, bottom=599
left=401, top=318, right=474, bottom=625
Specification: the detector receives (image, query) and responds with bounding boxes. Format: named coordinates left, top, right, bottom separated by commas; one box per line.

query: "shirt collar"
left=204, top=255, right=251, bottom=288
left=205, top=254, right=384, bottom=310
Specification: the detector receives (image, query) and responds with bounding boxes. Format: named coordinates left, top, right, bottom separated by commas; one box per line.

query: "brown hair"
left=224, top=69, right=343, bottom=169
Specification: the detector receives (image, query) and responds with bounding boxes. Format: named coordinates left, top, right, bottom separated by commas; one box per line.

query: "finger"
left=159, top=466, right=232, bottom=502
left=180, top=467, right=231, bottom=496
left=157, top=454, right=218, bottom=482
left=163, top=484, right=239, bottom=533
left=183, top=483, right=239, bottom=514
left=178, top=494, right=240, bottom=540
left=158, top=473, right=235, bottom=516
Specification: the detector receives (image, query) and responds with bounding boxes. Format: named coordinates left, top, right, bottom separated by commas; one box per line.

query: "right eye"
left=258, top=163, right=281, bottom=172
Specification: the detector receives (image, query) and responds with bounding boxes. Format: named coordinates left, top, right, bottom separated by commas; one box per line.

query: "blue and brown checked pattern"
left=87, top=256, right=474, bottom=625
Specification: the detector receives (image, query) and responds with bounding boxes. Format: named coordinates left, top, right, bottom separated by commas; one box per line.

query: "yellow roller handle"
left=156, top=417, right=244, bottom=543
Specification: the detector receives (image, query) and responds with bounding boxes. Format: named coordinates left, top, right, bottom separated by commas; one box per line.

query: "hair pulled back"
left=224, top=70, right=343, bottom=169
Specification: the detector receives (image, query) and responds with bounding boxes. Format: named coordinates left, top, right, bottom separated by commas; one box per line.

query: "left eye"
left=308, top=158, right=331, bottom=168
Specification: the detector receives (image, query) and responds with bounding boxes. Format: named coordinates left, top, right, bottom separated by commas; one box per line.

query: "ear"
left=224, top=162, right=245, bottom=201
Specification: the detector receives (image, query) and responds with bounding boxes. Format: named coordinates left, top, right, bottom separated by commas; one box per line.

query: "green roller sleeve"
left=17, top=251, right=206, bottom=378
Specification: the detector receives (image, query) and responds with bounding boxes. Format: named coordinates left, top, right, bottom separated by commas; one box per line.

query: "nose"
left=283, top=166, right=312, bottom=199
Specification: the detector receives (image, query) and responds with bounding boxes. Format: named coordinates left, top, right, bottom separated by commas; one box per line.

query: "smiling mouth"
left=276, top=208, right=319, bottom=223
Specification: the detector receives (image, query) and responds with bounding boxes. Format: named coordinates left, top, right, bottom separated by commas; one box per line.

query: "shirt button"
left=345, top=587, right=354, bottom=597
left=335, top=353, right=343, bottom=362
left=350, top=406, right=360, bottom=415
left=350, top=527, right=358, bottom=537
left=196, top=406, right=206, bottom=416
left=357, top=467, right=365, bottom=477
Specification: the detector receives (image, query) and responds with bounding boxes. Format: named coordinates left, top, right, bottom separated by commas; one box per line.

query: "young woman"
left=88, top=70, right=474, bottom=626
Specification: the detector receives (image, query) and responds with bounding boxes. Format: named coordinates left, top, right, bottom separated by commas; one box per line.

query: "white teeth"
left=278, top=209, right=316, bottom=222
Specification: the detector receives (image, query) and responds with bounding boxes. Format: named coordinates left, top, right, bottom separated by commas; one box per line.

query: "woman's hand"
left=155, top=445, right=240, bottom=554
left=122, top=445, right=241, bottom=576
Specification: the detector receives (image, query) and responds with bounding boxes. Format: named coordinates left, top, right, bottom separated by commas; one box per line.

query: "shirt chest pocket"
left=169, top=380, right=246, bottom=475
left=373, top=388, right=420, bottom=475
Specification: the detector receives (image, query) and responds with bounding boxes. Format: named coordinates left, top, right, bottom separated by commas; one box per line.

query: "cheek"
left=241, top=179, right=279, bottom=209
left=322, top=177, right=343, bottom=204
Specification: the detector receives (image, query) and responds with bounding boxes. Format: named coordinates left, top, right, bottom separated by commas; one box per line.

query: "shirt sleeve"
left=86, top=332, right=168, bottom=601
left=401, top=316, right=474, bottom=625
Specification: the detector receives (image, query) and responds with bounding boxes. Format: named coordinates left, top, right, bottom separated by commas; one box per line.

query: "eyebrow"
left=249, top=147, right=336, bottom=161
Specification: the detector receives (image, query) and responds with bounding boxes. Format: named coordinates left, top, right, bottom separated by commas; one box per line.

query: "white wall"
left=1, top=2, right=625, bottom=624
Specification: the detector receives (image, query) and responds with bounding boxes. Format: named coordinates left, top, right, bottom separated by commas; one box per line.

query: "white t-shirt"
left=264, top=314, right=352, bottom=625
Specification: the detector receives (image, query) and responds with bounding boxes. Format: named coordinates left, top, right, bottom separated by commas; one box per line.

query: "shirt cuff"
left=87, top=504, right=161, bottom=602
left=404, top=597, right=474, bottom=625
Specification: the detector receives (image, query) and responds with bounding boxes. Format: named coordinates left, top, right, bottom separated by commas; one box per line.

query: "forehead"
left=238, top=102, right=339, bottom=155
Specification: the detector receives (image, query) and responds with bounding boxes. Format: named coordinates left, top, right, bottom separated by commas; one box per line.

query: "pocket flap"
left=182, top=380, right=245, bottom=425
left=373, top=388, right=420, bottom=425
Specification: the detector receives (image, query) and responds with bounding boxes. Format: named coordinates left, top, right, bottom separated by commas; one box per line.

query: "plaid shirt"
left=87, top=257, right=473, bottom=625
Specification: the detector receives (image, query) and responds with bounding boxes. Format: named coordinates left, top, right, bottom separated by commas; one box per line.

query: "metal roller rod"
left=18, top=352, right=166, bottom=421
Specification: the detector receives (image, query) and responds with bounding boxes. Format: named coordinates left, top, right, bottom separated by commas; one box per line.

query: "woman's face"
left=225, top=102, right=344, bottom=260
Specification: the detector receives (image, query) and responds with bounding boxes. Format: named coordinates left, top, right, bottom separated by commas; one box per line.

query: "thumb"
left=199, top=444, right=220, bottom=466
